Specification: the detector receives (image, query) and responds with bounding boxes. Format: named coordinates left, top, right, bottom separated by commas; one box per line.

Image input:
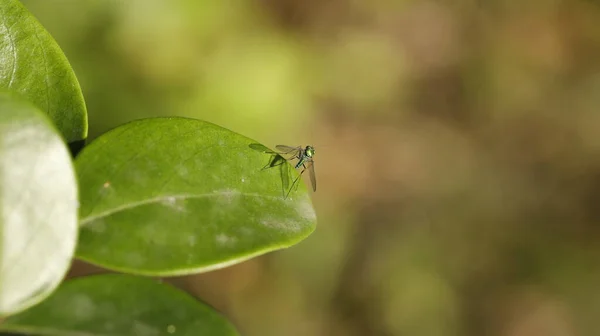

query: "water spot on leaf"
left=240, top=227, right=254, bottom=236
left=260, top=217, right=301, bottom=233
left=213, top=189, right=241, bottom=205
left=295, top=196, right=316, bottom=221
left=87, top=219, right=106, bottom=233
left=69, top=294, right=96, bottom=322
left=132, top=320, right=160, bottom=336
left=175, top=165, right=189, bottom=176
left=104, top=322, right=115, bottom=331
left=124, top=252, right=146, bottom=267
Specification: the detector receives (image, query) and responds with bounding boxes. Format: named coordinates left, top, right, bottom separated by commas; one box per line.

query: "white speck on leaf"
left=187, top=235, right=197, bottom=246
left=161, top=196, right=186, bottom=212
left=99, top=181, right=114, bottom=196
left=216, top=233, right=237, bottom=246
left=167, top=325, right=176, bottom=333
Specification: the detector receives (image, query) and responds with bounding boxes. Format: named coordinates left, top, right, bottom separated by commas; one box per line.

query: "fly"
left=249, top=143, right=317, bottom=198
left=275, top=145, right=316, bottom=198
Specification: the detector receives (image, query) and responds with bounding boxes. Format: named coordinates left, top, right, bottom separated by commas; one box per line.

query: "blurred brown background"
left=23, top=0, right=600, bottom=335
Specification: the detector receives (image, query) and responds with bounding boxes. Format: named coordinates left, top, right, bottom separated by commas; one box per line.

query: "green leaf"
left=75, top=117, right=317, bottom=276
left=0, top=274, right=239, bottom=336
left=0, top=0, right=87, bottom=143
left=0, top=91, right=78, bottom=317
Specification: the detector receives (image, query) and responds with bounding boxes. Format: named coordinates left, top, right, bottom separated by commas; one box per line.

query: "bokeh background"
left=22, top=0, right=600, bottom=335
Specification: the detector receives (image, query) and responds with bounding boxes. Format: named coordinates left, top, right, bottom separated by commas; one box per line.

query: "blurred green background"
left=23, top=0, right=600, bottom=335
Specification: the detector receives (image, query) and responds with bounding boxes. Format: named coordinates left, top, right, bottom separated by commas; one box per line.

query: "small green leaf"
left=0, top=0, right=88, bottom=143
left=75, top=117, right=316, bottom=276
left=0, top=274, right=239, bottom=336
left=0, top=91, right=78, bottom=317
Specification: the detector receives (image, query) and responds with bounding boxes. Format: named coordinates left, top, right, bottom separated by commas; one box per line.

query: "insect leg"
left=285, top=165, right=308, bottom=198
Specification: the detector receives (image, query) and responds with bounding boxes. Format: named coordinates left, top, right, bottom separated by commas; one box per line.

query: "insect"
left=275, top=145, right=317, bottom=198
left=250, top=143, right=316, bottom=198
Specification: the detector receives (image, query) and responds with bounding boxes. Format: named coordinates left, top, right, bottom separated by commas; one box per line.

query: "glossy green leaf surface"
left=0, top=92, right=78, bottom=317
left=75, top=117, right=317, bottom=276
left=0, top=274, right=239, bottom=336
left=0, top=0, right=87, bottom=143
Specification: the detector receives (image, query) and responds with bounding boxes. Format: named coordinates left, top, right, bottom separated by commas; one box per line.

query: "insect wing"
left=307, top=160, right=316, bottom=192
left=276, top=145, right=301, bottom=154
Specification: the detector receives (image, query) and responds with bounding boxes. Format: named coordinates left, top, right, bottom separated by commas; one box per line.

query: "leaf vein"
left=80, top=192, right=283, bottom=226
